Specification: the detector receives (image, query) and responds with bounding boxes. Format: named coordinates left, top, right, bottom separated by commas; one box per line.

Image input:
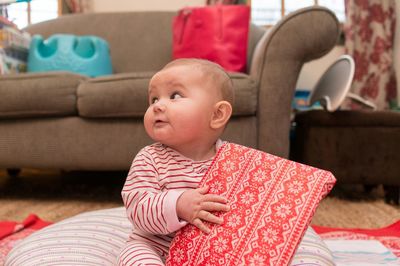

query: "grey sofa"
left=0, top=7, right=339, bottom=172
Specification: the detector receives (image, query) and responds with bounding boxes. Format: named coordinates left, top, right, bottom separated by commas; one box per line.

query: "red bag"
left=172, top=5, right=250, bottom=73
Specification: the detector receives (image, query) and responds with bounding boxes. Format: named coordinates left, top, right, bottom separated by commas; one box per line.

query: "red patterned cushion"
left=166, top=143, right=336, bottom=265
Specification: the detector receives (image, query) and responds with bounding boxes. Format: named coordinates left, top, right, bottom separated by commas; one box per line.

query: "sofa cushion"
left=0, top=72, right=85, bottom=118
left=77, top=72, right=153, bottom=118
left=77, top=72, right=258, bottom=118
left=231, top=72, right=258, bottom=116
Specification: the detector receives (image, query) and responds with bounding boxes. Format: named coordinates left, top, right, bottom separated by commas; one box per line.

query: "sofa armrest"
left=249, top=6, right=339, bottom=158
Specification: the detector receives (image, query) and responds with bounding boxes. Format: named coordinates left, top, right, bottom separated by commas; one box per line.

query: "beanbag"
left=5, top=208, right=334, bottom=266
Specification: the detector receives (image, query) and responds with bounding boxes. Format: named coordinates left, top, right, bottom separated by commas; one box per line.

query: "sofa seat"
left=0, top=72, right=86, bottom=119
left=77, top=71, right=258, bottom=118
left=0, top=71, right=258, bottom=120
left=77, top=72, right=154, bottom=118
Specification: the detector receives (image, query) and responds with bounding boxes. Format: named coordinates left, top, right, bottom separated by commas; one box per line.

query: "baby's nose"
left=153, top=100, right=166, bottom=112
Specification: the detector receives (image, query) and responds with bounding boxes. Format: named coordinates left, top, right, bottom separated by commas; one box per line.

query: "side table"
left=291, top=110, right=400, bottom=205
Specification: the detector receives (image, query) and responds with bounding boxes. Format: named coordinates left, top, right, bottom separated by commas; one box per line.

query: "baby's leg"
left=117, top=240, right=165, bottom=266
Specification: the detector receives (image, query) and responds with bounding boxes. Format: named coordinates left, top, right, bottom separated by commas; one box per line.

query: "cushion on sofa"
left=0, top=72, right=86, bottom=118
left=77, top=72, right=258, bottom=118
left=77, top=72, right=154, bottom=118
left=5, top=207, right=334, bottom=266
left=230, top=72, right=258, bottom=116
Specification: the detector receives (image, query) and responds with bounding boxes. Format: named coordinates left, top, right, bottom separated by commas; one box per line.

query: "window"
left=251, top=0, right=345, bottom=26
left=5, top=0, right=58, bottom=30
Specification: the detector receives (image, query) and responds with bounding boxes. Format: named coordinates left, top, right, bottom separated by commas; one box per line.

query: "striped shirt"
left=121, top=141, right=222, bottom=248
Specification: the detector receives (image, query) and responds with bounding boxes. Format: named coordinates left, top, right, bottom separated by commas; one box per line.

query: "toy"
left=28, top=34, right=112, bottom=77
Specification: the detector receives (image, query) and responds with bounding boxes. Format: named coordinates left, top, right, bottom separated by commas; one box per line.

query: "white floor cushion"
left=5, top=207, right=334, bottom=265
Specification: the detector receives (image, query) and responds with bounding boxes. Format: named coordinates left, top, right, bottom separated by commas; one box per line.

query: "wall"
left=296, top=46, right=345, bottom=91
left=91, top=0, right=204, bottom=12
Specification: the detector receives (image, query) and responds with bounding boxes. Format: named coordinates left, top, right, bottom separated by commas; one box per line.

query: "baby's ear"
left=210, top=101, right=232, bottom=130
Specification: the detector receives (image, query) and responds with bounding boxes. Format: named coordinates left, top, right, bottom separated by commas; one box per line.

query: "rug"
left=0, top=214, right=52, bottom=263
left=312, top=220, right=400, bottom=257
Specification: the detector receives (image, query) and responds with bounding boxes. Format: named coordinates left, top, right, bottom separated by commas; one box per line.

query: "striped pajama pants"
left=117, top=233, right=171, bottom=266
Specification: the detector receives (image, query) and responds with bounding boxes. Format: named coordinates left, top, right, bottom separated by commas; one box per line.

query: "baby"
left=117, top=58, right=234, bottom=265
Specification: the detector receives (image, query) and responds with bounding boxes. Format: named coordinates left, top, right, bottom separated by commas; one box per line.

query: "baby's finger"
left=192, top=218, right=211, bottom=234
left=198, top=210, right=224, bottom=225
left=201, top=202, right=230, bottom=212
left=203, top=194, right=228, bottom=204
left=196, top=185, right=209, bottom=195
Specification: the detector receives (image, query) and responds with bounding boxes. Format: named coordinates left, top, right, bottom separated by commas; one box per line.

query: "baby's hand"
left=176, top=186, right=230, bottom=234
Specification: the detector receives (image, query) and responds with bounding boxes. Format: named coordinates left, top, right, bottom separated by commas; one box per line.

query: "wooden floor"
left=0, top=169, right=399, bottom=228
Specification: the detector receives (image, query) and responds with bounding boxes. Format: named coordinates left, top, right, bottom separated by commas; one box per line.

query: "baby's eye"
left=151, top=97, right=158, bottom=104
left=171, top=92, right=182, bottom=100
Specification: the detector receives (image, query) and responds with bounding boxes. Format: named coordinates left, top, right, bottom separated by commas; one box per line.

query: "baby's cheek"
left=181, top=117, right=209, bottom=134
left=143, top=111, right=153, bottom=133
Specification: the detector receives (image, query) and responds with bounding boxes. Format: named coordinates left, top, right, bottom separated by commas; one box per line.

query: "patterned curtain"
left=343, top=0, right=397, bottom=110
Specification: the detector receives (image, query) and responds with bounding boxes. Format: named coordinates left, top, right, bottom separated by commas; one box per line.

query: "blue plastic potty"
left=28, top=34, right=112, bottom=77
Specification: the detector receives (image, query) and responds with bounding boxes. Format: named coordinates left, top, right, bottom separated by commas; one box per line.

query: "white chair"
left=309, top=54, right=376, bottom=111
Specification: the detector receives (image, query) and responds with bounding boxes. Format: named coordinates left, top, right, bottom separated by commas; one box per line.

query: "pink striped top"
left=121, top=141, right=222, bottom=239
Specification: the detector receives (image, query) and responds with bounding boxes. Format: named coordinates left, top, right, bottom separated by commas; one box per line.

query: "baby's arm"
left=122, top=150, right=185, bottom=235
left=176, top=186, right=230, bottom=234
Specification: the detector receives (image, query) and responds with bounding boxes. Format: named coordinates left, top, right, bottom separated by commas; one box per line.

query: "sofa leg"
left=383, top=185, right=400, bottom=205
left=363, top=184, right=378, bottom=194
left=6, top=168, right=21, bottom=178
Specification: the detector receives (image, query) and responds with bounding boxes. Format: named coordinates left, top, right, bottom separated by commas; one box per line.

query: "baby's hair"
left=163, top=58, right=235, bottom=106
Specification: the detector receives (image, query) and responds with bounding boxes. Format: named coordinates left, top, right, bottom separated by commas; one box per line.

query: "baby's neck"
left=169, top=141, right=217, bottom=161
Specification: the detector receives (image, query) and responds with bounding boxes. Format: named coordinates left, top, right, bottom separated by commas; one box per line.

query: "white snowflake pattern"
left=299, top=163, right=313, bottom=173
left=240, top=191, right=256, bottom=205
left=172, top=248, right=185, bottom=263
left=261, top=227, right=279, bottom=244
left=253, top=169, right=267, bottom=182
left=209, top=180, right=224, bottom=194
left=248, top=253, right=266, bottom=265
left=226, top=213, right=241, bottom=228
left=213, top=236, right=228, bottom=253
left=274, top=203, right=292, bottom=218
left=183, top=227, right=197, bottom=238
left=222, top=159, right=235, bottom=172
left=234, top=145, right=245, bottom=152
left=288, top=180, right=303, bottom=194
left=265, top=154, right=278, bottom=162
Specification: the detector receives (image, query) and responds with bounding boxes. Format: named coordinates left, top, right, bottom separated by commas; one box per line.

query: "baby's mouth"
left=155, top=119, right=167, bottom=126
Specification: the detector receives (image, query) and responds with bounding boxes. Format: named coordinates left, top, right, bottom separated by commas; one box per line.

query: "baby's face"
left=144, top=65, right=219, bottom=147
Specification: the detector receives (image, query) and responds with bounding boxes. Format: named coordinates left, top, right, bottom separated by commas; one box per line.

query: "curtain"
left=343, top=0, right=397, bottom=110
left=63, top=0, right=92, bottom=14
